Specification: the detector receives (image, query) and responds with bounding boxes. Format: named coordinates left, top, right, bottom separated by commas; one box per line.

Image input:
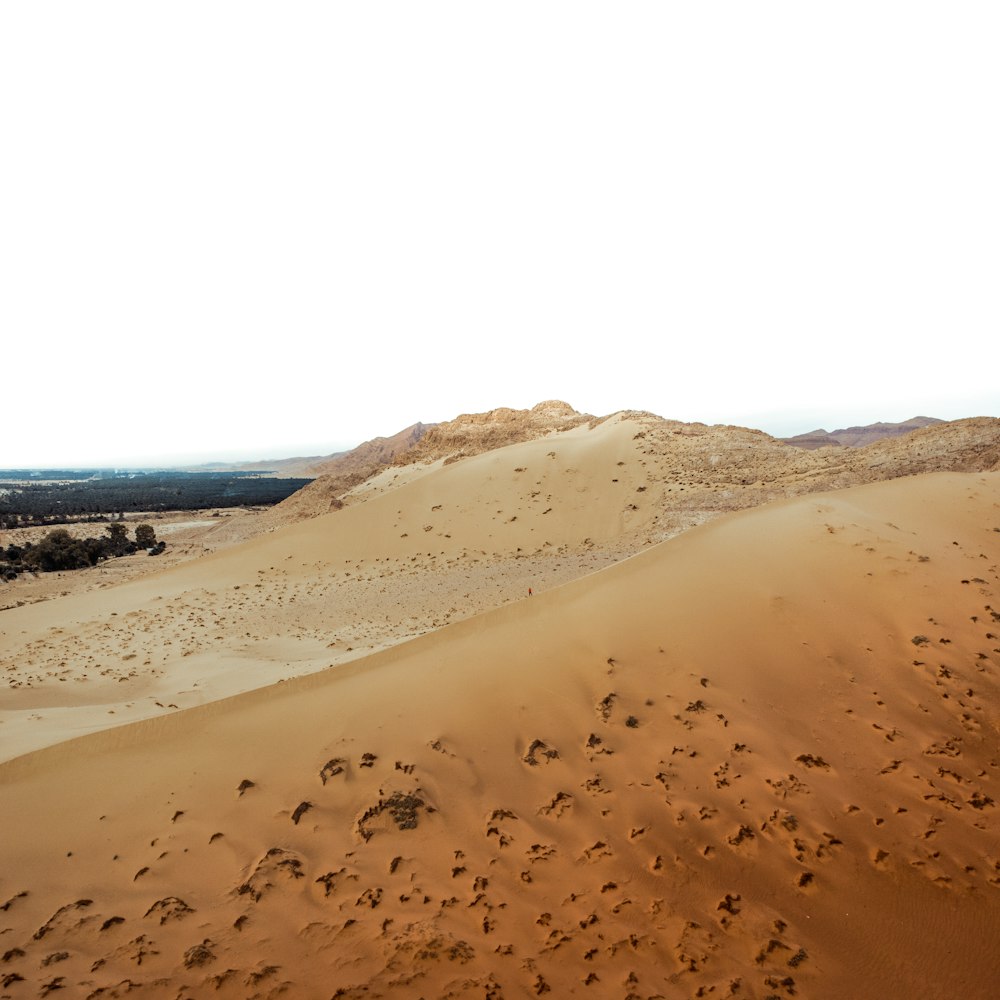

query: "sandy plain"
left=1, top=412, right=999, bottom=998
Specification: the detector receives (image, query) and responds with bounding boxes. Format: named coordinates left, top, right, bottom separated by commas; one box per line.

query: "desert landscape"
left=2, top=404, right=1000, bottom=999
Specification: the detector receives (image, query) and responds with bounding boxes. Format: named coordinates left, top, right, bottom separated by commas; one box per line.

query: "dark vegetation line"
left=0, top=473, right=311, bottom=529
left=2, top=523, right=165, bottom=580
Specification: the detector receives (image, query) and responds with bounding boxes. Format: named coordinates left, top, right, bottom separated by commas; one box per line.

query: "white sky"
left=2, top=3, right=997, bottom=467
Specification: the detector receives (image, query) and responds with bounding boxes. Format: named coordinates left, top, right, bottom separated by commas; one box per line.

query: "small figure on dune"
left=528, top=587, right=533, bottom=597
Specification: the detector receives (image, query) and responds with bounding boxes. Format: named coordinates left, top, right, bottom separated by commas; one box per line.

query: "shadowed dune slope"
left=2, top=471, right=999, bottom=998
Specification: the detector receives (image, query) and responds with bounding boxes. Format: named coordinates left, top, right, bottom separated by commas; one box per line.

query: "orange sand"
left=1, top=417, right=999, bottom=998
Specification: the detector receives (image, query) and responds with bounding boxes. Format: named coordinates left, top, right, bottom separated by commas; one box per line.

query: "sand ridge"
left=267, top=410, right=1000, bottom=532
left=1, top=471, right=999, bottom=997
left=0, top=414, right=697, bottom=760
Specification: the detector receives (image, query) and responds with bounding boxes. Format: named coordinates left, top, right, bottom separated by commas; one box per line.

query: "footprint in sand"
left=537, top=792, right=573, bottom=818
left=581, top=841, right=613, bottom=863
left=522, top=739, right=560, bottom=766
left=526, top=843, right=557, bottom=864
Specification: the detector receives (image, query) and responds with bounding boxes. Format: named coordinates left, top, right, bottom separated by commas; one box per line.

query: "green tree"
left=106, top=522, right=129, bottom=555
left=24, top=529, right=89, bottom=571
left=134, top=523, right=157, bottom=549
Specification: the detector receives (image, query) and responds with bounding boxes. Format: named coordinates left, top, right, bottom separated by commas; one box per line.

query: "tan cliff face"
left=410, top=399, right=589, bottom=461
left=850, top=415, right=1000, bottom=473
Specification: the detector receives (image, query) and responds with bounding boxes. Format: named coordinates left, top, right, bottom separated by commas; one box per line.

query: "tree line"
left=1, top=523, right=163, bottom=580
left=0, top=473, right=311, bottom=529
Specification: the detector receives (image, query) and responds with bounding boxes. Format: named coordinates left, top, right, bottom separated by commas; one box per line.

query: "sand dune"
left=266, top=408, right=1000, bottom=531
left=2, top=470, right=998, bottom=998
left=0, top=415, right=696, bottom=759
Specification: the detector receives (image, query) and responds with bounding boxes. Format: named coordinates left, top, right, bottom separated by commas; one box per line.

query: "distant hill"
left=782, top=416, right=944, bottom=449
left=183, top=423, right=434, bottom=480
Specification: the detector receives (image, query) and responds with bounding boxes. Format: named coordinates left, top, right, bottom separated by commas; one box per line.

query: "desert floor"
left=1, top=422, right=999, bottom=998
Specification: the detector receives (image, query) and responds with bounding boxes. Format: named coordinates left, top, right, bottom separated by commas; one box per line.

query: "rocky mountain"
left=782, top=415, right=944, bottom=449
left=403, top=399, right=588, bottom=466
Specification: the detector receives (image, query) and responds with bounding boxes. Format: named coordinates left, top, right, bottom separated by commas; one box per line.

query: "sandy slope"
left=1, top=471, right=998, bottom=998
left=0, top=416, right=670, bottom=760
left=263, top=409, right=1000, bottom=534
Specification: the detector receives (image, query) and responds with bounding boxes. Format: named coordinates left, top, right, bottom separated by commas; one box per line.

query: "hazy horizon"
left=4, top=5, right=997, bottom=471
left=2, top=401, right=996, bottom=470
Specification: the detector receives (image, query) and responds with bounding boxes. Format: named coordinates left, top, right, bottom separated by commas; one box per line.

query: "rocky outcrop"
left=401, top=401, right=589, bottom=467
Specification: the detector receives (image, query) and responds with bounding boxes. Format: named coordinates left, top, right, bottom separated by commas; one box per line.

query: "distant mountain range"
left=780, top=416, right=944, bottom=449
